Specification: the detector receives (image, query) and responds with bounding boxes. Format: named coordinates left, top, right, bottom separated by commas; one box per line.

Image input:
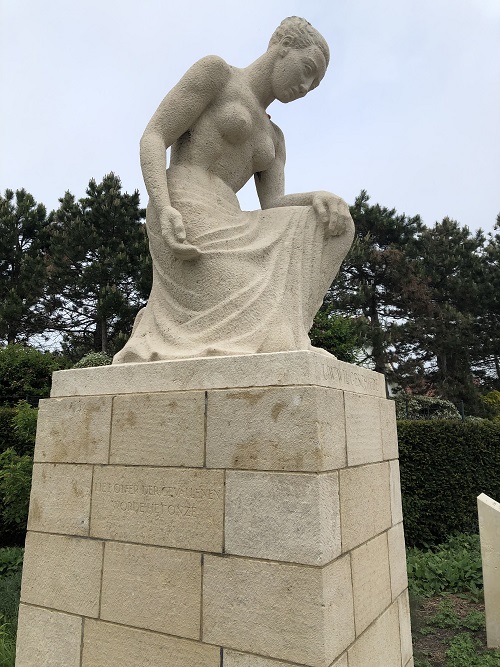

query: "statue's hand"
left=312, top=192, right=353, bottom=237
left=159, top=206, right=201, bottom=260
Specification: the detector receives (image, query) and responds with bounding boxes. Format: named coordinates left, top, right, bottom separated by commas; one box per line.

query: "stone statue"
left=113, top=16, right=354, bottom=364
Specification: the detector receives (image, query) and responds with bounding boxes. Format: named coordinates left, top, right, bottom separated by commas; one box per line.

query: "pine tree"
left=325, top=190, right=427, bottom=376
left=49, top=174, right=151, bottom=357
left=0, top=189, right=51, bottom=344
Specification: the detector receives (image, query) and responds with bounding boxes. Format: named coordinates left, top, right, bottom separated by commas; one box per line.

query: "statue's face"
left=272, top=44, right=327, bottom=103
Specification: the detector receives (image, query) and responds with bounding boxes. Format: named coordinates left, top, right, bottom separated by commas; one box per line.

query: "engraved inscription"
left=322, top=364, right=377, bottom=391
left=93, top=481, right=223, bottom=518
left=90, top=466, right=225, bottom=551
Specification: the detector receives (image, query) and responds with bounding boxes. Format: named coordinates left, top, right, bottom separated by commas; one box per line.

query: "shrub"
left=398, top=419, right=500, bottom=546
left=395, top=394, right=461, bottom=420
left=0, top=344, right=67, bottom=404
left=0, top=449, right=33, bottom=546
left=73, top=352, right=112, bottom=368
left=11, top=401, right=37, bottom=456
left=0, top=408, right=18, bottom=454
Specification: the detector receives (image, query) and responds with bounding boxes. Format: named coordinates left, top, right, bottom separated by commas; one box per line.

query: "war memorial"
left=15, top=17, right=413, bottom=667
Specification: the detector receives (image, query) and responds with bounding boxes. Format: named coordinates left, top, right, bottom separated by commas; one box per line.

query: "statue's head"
left=269, top=17, right=330, bottom=67
left=268, top=17, right=330, bottom=103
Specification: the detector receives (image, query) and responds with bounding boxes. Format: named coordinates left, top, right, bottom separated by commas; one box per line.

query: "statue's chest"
left=216, top=101, right=276, bottom=171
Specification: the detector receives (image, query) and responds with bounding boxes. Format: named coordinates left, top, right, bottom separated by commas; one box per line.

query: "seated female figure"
left=114, top=16, right=354, bottom=364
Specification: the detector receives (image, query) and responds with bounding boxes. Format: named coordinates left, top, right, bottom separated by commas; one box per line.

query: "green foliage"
left=0, top=409, right=17, bottom=455
left=445, top=632, right=500, bottom=666
left=0, top=188, right=51, bottom=346
left=398, top=420, right=500, bottom=545
left=49, top=174, right=150, bottom=357
left=0, top=621, right=16, bottom=667
left=407, top=534, right=483, bottom=599
left=0, top=344, right=62, bottom=403
left=309, top=305, right=361, bottom=363
left=73, top=351, right=112, bottom=368
left=0, top=449, right=33, bottom=532
left=11, top=401, right=37, bottom=455
left=395, top=394, right=461, bottom=420
left=0, top=548, right=23, bottom=665
left=0, top=548, right=23, bottom=578
left=482, top=390, right=500, bottom=421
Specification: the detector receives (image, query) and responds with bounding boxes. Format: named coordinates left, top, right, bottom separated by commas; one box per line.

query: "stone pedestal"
left=16, top=351, right=413, bottom=667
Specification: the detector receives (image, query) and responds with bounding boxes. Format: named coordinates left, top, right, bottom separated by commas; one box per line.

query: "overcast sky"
left=1, top=0, right=499, bottom=234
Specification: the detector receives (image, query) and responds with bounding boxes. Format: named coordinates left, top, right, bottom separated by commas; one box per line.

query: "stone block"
left=203, top=554, right=354, bottom=667
left=90, top=466, right=224, bottom=552
left=344, top=392, right=383, bottom=466
left=82, top=619, right=220, bottom=667
left=34, top=396, right=112, bottom=463
left=390, top=459, right=404, bottom=525
left=20, top=532, right=103, bottom=617
left=27, top=463, right=92, bottom=536
left=110, top=391, right=205, bottom=466
left=388, top=523, right=408, bottom=600
left=51, top=350, right=385, bottom=398
left=478, top=493, right=500, bottom=648
left=380, top=398, right=399, bottom=460
left=100, top=541, right=201, bottom=639
left=348, top=602, right=402, bottom=667
left=225, top=470, right=340, bottom=565
left=339, top=463, right=392, bottom=551
left=398, top=590, right=413, bottom=665
left=15, top=604, right=82, bottom=667
left=223, top=650, right=296, bottom=667
left=351, top=532, right=391, bottom=635
left=206, top=386, right=346, bottom=472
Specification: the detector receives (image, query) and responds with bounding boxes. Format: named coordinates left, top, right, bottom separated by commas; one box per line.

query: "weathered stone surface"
left=35, top=396, right=111, bottom=463
left=90, top=466, right=224, bottom=552
left=225, top=470, right=340, bottom=565
left=223, top=650, right=298, bottom=667
left=15, top=604, right=82, bottom=667
left=380, top=398, right=399, bottom=460
left=51, top=351, right=385, bottom=398
left=390, top=459, right=404, bottom=525
left=339, top=462, right=392, bottom=551
left=398, top=590, right=413, bottom=666
left=388, top=523, right=408, bottom=600
left=330, top=654, right=348, bottom=667
left=100, top=542, right=201, bottom=639
left=348, top=602, right=402, bottom=667
left=82, top=619, right=220, bottom=667
left=27, top=463, right=92, bottom=536
left=206, top=386, right=346, bottom=471
left=110, top=391, right=205, bottom=466
left=21, top=532, right=102, bottom=617
left=344, top=392, right=383, bottom=466
left=350, top=532, right=391, bottom=635
left=478, top=492, right=500, bottom=648
left=203, top=554, right=354, bottom=667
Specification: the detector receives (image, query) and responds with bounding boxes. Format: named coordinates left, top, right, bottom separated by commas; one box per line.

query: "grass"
left=0, top=548, right=22, bottom=667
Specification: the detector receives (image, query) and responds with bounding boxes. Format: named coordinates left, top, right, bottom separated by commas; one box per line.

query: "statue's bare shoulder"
left=179, top=55, right=232, bottom=95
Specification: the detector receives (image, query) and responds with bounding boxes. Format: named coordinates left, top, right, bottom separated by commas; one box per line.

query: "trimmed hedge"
left=398, top=419, right=500, bottom=547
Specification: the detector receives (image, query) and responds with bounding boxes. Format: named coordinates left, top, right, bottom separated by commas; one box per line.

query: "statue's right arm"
left=140, top=56, right=231, bottom=259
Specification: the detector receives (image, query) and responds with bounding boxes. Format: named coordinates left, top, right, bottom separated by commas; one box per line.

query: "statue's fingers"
left=313, top=199, right=329, bottom=223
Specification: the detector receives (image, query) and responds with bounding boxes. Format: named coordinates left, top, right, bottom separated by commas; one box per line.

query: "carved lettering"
left=321, top=363, right=377, bottom=391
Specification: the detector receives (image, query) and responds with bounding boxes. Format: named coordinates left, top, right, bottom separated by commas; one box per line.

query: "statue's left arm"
left=255, top=122, right=353, bottom=237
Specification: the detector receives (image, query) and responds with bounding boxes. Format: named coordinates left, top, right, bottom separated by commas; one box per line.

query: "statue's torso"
left=170, top=66, right=279, bottom=194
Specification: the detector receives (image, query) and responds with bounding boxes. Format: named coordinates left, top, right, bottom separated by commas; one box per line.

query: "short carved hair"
left=269, top=16, right=330, bottom=67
